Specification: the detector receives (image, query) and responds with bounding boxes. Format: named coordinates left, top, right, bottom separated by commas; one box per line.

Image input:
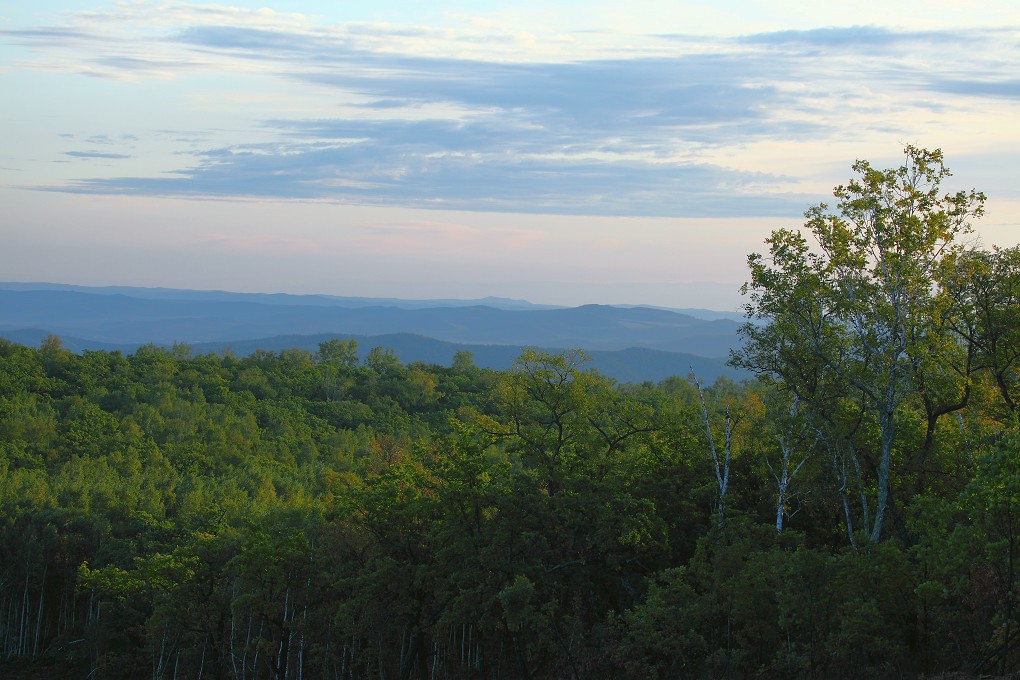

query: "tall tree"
left=733, top=146, right=985, bottom=541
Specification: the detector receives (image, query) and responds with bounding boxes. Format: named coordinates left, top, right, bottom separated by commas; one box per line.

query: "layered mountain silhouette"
left=0, top=284, right=748, bottom=383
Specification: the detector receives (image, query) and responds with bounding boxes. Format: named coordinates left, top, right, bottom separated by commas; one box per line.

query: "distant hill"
left=0, top=284, right=748, bottom=383
left=0, top=282, right=559, bottom=311
left=0, top=282, right=745, bottom=319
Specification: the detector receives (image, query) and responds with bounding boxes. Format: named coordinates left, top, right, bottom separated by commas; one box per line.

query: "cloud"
left=64, top=151, right=132, bottom=160
left=291, top=55, right=788, bottom=135
left=173, top=25, right=324, bottom=53
left=85, top=134, right=140, bottom=145
left=49, top=137, right=810, bottom=218
left=0, top=27, right=101, bottom=41
left=926, top=79, right=1020, bottom=100
left=6, top=3, right=1019, bottom=218
left=740, top=25, right=930, bottom=47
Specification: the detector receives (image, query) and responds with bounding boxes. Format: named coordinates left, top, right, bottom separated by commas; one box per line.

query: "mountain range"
left=0, top=283, right=749, bottom=383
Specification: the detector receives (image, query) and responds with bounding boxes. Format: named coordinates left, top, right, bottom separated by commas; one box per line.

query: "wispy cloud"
left=739, top=25, right=944, bottom=47
left=4, top=2, right=1019, bottom=217
left=65, top=151, right=133, bottom=160
left=927, top=79, right=1020, bottom=101
left=51, top=156, right=809, bottom=218
left=85, top=134, right=140, bottom=145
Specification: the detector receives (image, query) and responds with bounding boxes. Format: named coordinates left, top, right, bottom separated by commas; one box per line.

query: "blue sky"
left=2, top=1, right=1018, bottom=309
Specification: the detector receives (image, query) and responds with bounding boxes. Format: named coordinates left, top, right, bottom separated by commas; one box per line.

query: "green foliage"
left=0, top=333, right=1002, bottom=677
left=735, top=145, right=987, bottom=542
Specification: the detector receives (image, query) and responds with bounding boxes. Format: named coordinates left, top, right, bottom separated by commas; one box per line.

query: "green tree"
left=947, top=246, right=1020, bottom=417
left=316, top=338, right=360, bottom=401
left=734, top=146, right=985, bottom=542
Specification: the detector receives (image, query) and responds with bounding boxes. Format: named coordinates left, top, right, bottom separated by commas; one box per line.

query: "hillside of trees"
left=1, top=147, right=1018, bottom=679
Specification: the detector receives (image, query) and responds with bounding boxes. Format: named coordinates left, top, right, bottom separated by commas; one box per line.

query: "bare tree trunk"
left=822, top=433, right=859, bottom=551
left=870, top=405, right=896, bottom=542
left=771, top=438, right=807, bottom=533
left=692, top=371, right=731, bottom=526
left=32, top=564, right=46, bottom=658
left=848, top=443, right=870, bottom=535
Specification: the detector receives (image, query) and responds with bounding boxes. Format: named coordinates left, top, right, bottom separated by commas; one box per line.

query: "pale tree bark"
left=770, top=437, right=808, bottom=534
left=692, top=370, right=731, bottom=527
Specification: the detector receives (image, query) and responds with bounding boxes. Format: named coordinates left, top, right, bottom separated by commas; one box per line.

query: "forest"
left=1, top=146, right=1018, bottom=679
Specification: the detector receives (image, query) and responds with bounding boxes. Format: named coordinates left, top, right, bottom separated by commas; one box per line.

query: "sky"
left=2, top=1, right=1018, bottom=310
